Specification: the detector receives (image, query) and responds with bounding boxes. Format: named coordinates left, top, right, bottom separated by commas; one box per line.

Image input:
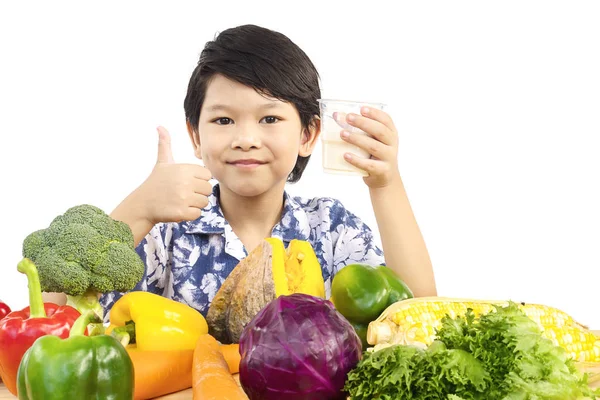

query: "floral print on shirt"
left=100, top=184, right=385, bottom=323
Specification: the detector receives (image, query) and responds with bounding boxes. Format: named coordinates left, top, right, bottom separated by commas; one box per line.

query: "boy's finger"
left=343, top=153, right=387, bottom=176
left=341, top=130, right=389, bottom=161
left=193, top=178, right=213, bottom=197
left=157, top=126, right=175, bottom=163
left=345, top=113, right=395, bottom=146
left=360, top=106, right=396, bottom=132
left=190, top=164, right=213, bottom=181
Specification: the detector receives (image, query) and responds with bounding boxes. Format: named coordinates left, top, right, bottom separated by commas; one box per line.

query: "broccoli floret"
left=50, top=223, right=106, bottom=269
left=21, top=204, right=145, bottom=323
left=22, top=229, right=46, bottom=260
left=91, top=242, right=145, bottom=293
left=33, top=247, right=91, bottom=295
left=110, top=219, right=135, bottom=249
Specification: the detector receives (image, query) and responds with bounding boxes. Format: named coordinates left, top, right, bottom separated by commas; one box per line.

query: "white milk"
left=318, top=100, right=386, bottom=176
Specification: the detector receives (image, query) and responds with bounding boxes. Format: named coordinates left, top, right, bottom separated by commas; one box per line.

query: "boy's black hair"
left=184, top=24, right=321, bottom=183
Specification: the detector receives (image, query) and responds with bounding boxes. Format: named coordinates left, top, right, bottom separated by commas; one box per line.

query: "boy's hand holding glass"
left=137, top=126, right=213, bottom=224
left=338, top=106, right=401, bottom=188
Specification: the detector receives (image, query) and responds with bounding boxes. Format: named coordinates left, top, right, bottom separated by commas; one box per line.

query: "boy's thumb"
left=156, top=126, right=174, bottom=163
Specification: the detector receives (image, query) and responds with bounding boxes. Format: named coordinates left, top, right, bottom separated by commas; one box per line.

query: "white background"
left=1, top=1, right=599, bottom=328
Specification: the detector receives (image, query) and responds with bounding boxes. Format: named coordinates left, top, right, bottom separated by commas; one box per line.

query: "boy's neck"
left=218, top=183, right=286, bottom=247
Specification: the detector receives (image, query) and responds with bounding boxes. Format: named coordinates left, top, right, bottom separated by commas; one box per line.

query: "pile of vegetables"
left=344, top=302, right=600, bottom=399
left=4, top=203, right=599, bottom=399
left=2, top=259, right=222, bottom=400
left=238, top=293, right=363, bottom=400
left=0, top=203, right=220, bottom=399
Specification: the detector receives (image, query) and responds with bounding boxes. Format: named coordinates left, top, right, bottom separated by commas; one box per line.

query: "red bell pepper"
left=0, top=258, right=83, bottom=396
left=0, top=300, right=10, bottom=320
left=0, top=300, right=8, bottom=384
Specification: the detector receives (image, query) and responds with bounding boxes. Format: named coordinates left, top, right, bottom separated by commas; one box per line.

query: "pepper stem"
left=17, top=258, right=47, bottom=319
left=111, top=321, right=136, bottom=347
left=70, top=310, right=102, bottom=337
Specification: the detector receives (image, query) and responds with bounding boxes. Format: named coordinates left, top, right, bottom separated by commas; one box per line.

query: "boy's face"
left=188, top=74, right=319, bottom=197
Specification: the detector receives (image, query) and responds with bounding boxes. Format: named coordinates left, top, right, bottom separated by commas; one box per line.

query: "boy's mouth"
left=227, top=159, right=267, bottom=168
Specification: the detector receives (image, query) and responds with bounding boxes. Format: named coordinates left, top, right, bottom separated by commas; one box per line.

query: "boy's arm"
left=369, top=176, right=437, bottom=297
left=337, top=106, right=437, bottom=297
left=110, top=189, right=156, bottom=247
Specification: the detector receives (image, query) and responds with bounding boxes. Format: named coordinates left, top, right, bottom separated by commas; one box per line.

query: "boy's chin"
left=225, top=181, right=275, bottom=198
left=222, top=178, right=286, bottom=199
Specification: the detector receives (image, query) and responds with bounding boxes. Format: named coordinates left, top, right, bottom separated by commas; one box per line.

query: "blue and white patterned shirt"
left=100, top=184, right=385, bottom=323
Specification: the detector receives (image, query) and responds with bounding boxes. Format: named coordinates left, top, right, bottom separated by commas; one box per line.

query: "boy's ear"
left=299, top=116, right=321, bottom=157
left=186, top=121, right=203, bottom=159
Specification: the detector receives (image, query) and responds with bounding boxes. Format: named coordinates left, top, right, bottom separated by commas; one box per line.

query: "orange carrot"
left=193, top=334, right=248, bottom=400
left=221, top=343, right=241, bottom=374
left=127, top=347, right=194, bottom=400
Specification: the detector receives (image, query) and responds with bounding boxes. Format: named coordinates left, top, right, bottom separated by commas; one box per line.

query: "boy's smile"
left=226, top=158, right=267, bottom=169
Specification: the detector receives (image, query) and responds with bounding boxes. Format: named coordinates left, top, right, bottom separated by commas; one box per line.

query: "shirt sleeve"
left=331, top=206, right=386, bottom=276
left=99, top=222, right=174, bottom=323
left=319, top=199, right=386, bottom=298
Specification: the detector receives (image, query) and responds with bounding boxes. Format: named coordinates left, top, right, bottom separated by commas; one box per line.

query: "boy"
left=45, top=24, right=437, bottom=321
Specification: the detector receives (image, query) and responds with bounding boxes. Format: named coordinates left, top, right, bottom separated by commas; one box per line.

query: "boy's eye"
left=261, top=116, right=280, bottom=124
left=213, top=117, right=233, bottom=125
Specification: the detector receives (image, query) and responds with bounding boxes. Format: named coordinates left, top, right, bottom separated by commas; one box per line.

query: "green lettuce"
left=344, top=302, right=599, bottom=399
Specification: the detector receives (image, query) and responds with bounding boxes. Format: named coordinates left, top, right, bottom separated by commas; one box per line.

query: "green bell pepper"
left=350, top=320, right=370, bottom=350
left=375, top=265, right=413, bottom=304
left=17, top=310, right=134, bottom=400
left=331, top=263, right=414, bottom=346
left=330, top=263, right=390, bottom=324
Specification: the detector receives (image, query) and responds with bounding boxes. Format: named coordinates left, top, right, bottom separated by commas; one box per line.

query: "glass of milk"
left=318, top=99, right=386, bottom=176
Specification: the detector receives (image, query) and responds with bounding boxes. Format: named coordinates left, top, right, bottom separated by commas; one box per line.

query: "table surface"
left=2, top=333, right=599, bottom=399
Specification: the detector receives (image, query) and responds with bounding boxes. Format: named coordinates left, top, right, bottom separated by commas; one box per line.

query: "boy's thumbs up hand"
left=136, top=126, right=213, bottom=224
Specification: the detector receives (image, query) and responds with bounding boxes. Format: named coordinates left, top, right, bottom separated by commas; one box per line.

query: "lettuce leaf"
left=344, top=340, right=489, bottom=399
left=344, top=344, right=419, bottom=399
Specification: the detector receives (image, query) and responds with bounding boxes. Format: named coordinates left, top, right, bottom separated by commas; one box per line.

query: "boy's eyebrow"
left=204, top=102, right=285, bottom=112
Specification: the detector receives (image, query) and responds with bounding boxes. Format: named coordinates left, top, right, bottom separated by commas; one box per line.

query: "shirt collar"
left=184, top=183, right=226, bottom=234
left=184, top=183, right=311, bottom=242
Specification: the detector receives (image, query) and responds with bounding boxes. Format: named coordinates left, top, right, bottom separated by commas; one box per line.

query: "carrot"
left=221, top=343, right=241, bottom=374
left=192, top=334, right=248, bottom=400
left=127, top=347, right=194, bottom=400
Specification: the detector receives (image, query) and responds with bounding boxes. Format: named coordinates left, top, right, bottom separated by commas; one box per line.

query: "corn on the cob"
left=367, top=297, right=600, bottom=363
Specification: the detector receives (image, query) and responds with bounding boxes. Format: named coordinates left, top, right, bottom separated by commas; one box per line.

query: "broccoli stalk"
left=21, top=204, right=145, bottom=333
left=17, top=258, right=48, bottom=319
left=65, top=289, right=104, bottom=330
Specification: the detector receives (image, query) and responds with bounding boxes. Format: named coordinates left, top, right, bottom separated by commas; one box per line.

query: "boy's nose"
left=231, top=126, right=262, bottom=150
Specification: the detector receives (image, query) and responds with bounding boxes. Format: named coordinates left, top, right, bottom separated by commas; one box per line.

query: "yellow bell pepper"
left=106, top=291, right=208, bottom=351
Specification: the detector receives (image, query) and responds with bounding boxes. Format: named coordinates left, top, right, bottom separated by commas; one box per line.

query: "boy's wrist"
left=368, top=172, right=403, bottom=194
left=111, top=188, right=154, bottom=227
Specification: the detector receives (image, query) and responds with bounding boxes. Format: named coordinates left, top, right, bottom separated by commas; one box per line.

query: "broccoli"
left=21, top=204, right=145, bottom=327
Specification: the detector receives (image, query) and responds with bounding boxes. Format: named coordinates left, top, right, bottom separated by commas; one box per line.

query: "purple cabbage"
left=239, top=293, right=362, bottom=400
